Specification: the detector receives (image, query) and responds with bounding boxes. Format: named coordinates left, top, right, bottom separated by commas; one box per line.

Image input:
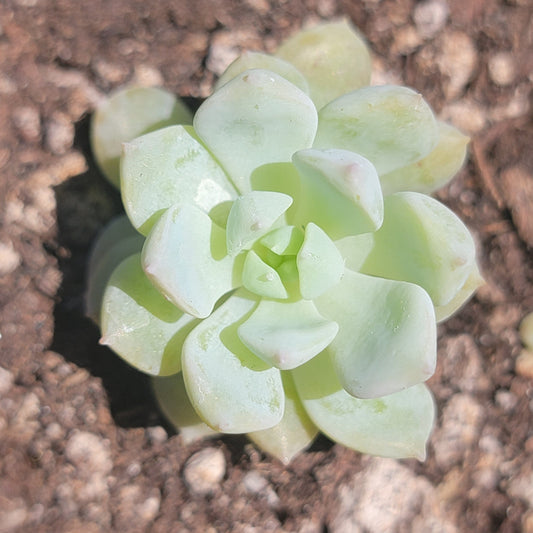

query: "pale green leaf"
left=315, top=269, right=436, bottom=398
left=357, top=192, right=477, bottom=306
left=297, top=223, right=344, bottom=299
left=276, top=20, right=372, bottom=110
left=194, top=69, right=318, bottom=193
left=226, top=191, right=293, bottom=256
left=100, top=254, right=198, bottom=376
left=314, top=85, right=438, bottom=175
left=292, top=351, right=436, bottom=460
left=182, top=291, right=284, bottom=433
left=380, top=121, right=470, bottom=195
left=142, top=203, right=237, bottom=319
left=121, top=125, right=236, bottom=235
left=86, top=215, right=144, bottom=324
left=238, top=299, right=338, bottom=370
left=91, top=86, right=193, bottom=188
left=260, top=226, right=304, bottom=256
left=241, top=250, right=288, bottom=299
left=248, top=372, right=318, bottom=464
left=215, top=51, right=309, bottom=94
left=151, top=374, right=220, bottom=444
left=292, top=148, right=383, bottom=239
left=435, top=262, right=484, bottom=322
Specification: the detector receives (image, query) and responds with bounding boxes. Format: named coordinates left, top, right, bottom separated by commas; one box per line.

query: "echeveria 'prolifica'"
left=88, top=20, right=481, bottom=463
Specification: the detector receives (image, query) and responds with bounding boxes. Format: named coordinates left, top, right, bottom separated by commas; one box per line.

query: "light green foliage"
left=519, top=312, right=533, bottom=350
left=276, top=19, right=372, bottom=110
left=91, top=86, right=193, bottom=187
left=87, top=20, right=481, bottom=463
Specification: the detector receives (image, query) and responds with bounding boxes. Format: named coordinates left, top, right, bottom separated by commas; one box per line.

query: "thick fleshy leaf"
left=260, top=226, right=304, bottom=256
left=121, top=125, right=236, bottom=235
left=100, top=254, right=198, bottom=376
left=142, top=203, right=236, bottom=319
left=182, top=291, right=284, bottom=433
left=151, top=374, right=220, bottom=444
left=194, top=69, right=318, bottom=193
left=241, top=250, right=288, bottom=299
left=238, top=299, right=338, bottom=370
left=276, top=20, right=371, bottom=110
left=292, top=149, right=383, bottom=239
left=248, top=372, right=318, bottom=464
left=215, top=51, right=309, bottom=95
left=226, top=191, right=293, bottom=256
left=380, top=122, right=470, bottom=195
left=86, top=235, right=144, bottom=324
left=292, top=351, right=436, bottom=460
left=297, top=223, right=344, bottom=299
left=91, top=86, right=193, bottom=188
left=357, top=192, right=476, bottom=306
left=314, top=85, right=439, bottom=175
left=435, top=263, right=484, bottom=322
left=315, top=269, right=436, bottom=398
left=86, top=215, right=144, bottom=323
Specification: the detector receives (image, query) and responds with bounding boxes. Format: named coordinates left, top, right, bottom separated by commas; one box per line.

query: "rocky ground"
left=0, top=0, right=532, bottom=531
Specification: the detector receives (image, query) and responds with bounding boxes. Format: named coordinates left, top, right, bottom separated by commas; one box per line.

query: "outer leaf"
left=292, top=148, right=383, bottom=239
left=86, top=215, right=144, bottom=323
left=100, top=254, right=198, bottom=376
left=121, top=125, right=236, bottom=235
left=215, top=51, right=309, bottom=95
left=380, top=121, right=470, bottom=195
left=292, top=351, right=436, bottom=460
left=182, top=291, right=284, bottom=433
left=297, top=223, right=344, bottom=299
left=86, top=235, right=144, bottom=324
left=435, top=263, right=484, bottom=322
left=357, top=192, right=476, bottom=306
left=238, top=299, right=338, bottom=370
left=194, top=69, right=318, bottom=193
left=315, top=269, right=436, bottom=398
left=241, top=250, right=288, bottom=299
left=91, top=86, right=192, bottom=188
left=248, top=372, right=318, bottom=464
left=226, top=191, right=293, bottom=256
left=142, top=203, right=237, bottom=319
left=151, top=374, right=220, bottom=444
left=314, top=85, right=439, bottom=175
left=276, top=20, right=372, bottom=110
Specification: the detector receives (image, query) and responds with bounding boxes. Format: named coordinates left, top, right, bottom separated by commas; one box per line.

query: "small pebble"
left=0, top=366, right=14, bottom=396
left=488, top=52, right=516, bottom=86
left=44, top=112, right=74, bottom=155
left=146, top=425, right=168, bottom=445
left=64, top=430, right=113, bottom=475
left=12, top=106, right=41, bottom=143
left=414, top=0, right=449, bottom=39
left=183, top=448, right=226, bottom=495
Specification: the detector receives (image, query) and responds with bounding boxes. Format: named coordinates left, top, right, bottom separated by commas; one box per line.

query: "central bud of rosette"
left=140, top=148, right=387, bottom=373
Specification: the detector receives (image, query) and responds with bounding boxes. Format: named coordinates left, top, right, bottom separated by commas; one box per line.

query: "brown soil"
left=1, top=0, right=532, bottom=532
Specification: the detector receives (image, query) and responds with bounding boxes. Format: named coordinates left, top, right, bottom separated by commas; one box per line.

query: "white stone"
left=146, top=425, right=168, bottom=444
left=44, top=112, right=74, bottom=155
left=431, top=394, right=484, bottom=469
left=65, top=430, right=113, bottom=476
left=0, top=366, right=14, bottom=396
left=183, top=448, right=226, bottom=495
left=436, top=32, right=477, bottom=99
left=331, top=457, right=456, bottom=532
left=12, top=106, right=41, bottom=143
left=488, top=52, right=516, bottom=86
left=440, top=100, right=487, bottom=134
left=507, top=464, right=533, bottom=508
left=414, top=0, right=449, bottom=39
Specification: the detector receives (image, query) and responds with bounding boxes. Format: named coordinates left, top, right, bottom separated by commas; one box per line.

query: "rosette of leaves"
left=87, top=20, right=482, bottom=464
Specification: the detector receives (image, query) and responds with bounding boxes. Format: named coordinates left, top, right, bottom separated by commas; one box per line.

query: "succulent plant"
left=87, top=20, right=482, bottom=464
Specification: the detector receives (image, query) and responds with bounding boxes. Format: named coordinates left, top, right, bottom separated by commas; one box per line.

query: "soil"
left=0, top=0, right=532, bottom=532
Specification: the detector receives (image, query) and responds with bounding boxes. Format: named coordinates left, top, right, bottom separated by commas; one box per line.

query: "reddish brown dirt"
left=0, top=0, right=532, bottom=532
